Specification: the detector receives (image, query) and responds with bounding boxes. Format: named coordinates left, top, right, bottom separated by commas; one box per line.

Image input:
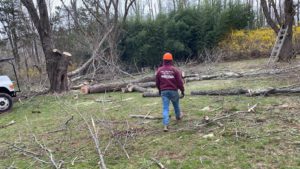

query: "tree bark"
left=191, top=86, right=300, bottom=96
left=81, top=76, right=156, bottom=94
left=270, top=0, right=282, bottom=25
left=122, top=84, right=151, bottom=93
left=261, top=0, right=280, bottom=33
left=79, top=65, right=300, bottom=94
left=278, top=0, right=295, bottom=61
left=21, top=0, right=70, bottom=93
left=142, top=92, right=160, bottom=97
left=261, top=0, right=295, bottom=62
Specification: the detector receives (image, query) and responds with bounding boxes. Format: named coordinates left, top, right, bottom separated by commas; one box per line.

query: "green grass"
left=0, top=58, right=300, bottom=168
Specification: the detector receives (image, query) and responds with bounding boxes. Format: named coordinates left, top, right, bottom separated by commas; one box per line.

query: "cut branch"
left=67, top=27, right=113, bottom=77
left=196, top=104, right=257, bottom=127
left=150, top=157, right=166, bottom=169
left=130, top=114, right=165, bottom=120
left=0, top=120, right=16, bottom=129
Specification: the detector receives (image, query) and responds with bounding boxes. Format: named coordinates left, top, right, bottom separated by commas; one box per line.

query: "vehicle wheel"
left=0, top=93, right=13, bottom=113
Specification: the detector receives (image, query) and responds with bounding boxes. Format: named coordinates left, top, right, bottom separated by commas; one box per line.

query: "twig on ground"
left=4, top=141, right=49, bottom=164
left=0, top=120, right=16, bottom=129
left=130, top=114, right=169, bottom=120
left=81, top=115, right=107, bottom=169
left=6, top=161, right=16, bottom=169
left=104, top=123, right=131, bottom=160
left=71, top=156, right=77, bottom=166
left=47, top=115, right=74, bottom=134
left=32, top=134, right=62, bottom=169
left=196, top=104, right=258, bottom=127
left=150, top=157, right=166, bottom=169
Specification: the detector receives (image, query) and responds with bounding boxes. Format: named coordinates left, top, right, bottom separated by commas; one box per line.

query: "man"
left=156, top=52, right=185, bottom=132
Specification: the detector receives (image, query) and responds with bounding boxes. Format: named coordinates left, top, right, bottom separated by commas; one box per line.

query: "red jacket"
left=156, top=62, right=184, bottom=93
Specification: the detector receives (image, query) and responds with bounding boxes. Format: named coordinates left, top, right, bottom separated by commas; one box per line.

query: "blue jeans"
left=161, top=90, right=181, bottom=126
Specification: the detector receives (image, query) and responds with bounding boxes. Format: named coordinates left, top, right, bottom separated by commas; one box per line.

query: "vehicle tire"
left=0, top=93, right=13, bottom=113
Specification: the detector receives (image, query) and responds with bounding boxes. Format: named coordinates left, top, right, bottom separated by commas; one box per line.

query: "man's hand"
left=180, top=91, right=185, bottom=98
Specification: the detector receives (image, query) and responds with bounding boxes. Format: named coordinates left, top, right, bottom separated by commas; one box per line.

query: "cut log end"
left=63, top=52, right=72, bottom=57
left=81, top=85, right=89, bottom=94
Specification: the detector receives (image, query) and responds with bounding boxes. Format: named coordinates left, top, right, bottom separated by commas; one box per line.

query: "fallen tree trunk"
left=191, top=86, right=300, bottom=96
left=142, top=92, right=160, bottom=97
left=81, top=75, right=156, bottom=94
left=80, top=65, right=300, bottom=94
left=81, top=82, right=127, bottom=94
left=186, top=65, right=300, bottom=83
left=80, top=71, right=197, bottom=94
left=122, top=84, right=151, bottom=93
left=136, top=82, right=156, bottom=88
left=191, top=88, right=248, bottom=95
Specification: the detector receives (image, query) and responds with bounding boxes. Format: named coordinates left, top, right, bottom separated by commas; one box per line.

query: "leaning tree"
left=20, top=0, right=70, bottom=93
left=261, top=0, right=295, bottom=62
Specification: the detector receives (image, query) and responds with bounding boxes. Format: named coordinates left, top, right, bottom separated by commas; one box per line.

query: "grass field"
left=0, top=58, right=300, bottom=169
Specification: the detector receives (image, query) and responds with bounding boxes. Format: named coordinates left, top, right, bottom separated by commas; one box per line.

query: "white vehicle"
left=0, top=58, right=20, bottom=113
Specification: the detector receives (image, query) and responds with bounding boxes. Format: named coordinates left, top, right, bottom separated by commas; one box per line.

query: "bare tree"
left=261, top=0, right=295, bottom=62
left=20, top=0, right=70, bottom=93
left=62, top=0, right=136, bottom=79
left=0, top=0, right=21, bottom=69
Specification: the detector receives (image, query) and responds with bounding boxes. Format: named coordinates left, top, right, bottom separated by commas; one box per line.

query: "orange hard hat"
left=163, top=52, right=173, bottom=60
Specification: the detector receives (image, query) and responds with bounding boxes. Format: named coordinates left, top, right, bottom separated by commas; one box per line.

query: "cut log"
left=85, top=82, right=128, bottom=94
left=128, top=85, right=149, bottom=93
left=136, top=82, right=156, bottom=88
left=122, top=83, right=155, bottom=93
left=143, top=92, right=160, bottom=97
left=71, top=84, right=85, bottom=90
left=191, top=86, right=300, bottom=96
left=186, top=65, right=300, bottom=83
left=81, top=75, right=156, bottom=94
left=79, top=72, right=198, bottom=94
left=191, top=88, right=248, bottom=95
left=186, top=75, right=218, bottom=82
left=79, top=66, right=300, bottom=94
left=132, top=75, right=156, bottom=83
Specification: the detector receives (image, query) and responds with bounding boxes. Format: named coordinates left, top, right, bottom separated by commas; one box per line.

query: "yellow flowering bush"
left=218, top=27, right=300, bottom=60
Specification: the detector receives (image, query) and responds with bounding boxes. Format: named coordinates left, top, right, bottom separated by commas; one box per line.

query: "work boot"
left=163, top=125, right=169, bottom=132
left=176, top=112, right=184, bottom=121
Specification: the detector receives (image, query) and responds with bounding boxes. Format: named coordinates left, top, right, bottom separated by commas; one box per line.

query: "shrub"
left=218, top=27, right=300, bottom=61
left=120, top=4, right=254, bottom=68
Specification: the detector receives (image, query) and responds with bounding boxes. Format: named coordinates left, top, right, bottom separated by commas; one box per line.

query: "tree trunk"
left=191, top=86, right=300, bottom=96
left=261, top=0, right=280, bottom=33
left=298, top=0, right=300, bottom=25
left=21, top=0, right=70, bottom=93
left=261, top=0, right=295, bottom=62
left=278, top=0, right=294, bottom=61
left=142, top=92, right=160, bottom=97
left=80, top=75, right=156, bottom=94
left=48, top=50, right=71, bottom=92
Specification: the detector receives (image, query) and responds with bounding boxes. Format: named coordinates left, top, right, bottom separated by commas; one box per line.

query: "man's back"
left=156, top=63, right=184, bottom=92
